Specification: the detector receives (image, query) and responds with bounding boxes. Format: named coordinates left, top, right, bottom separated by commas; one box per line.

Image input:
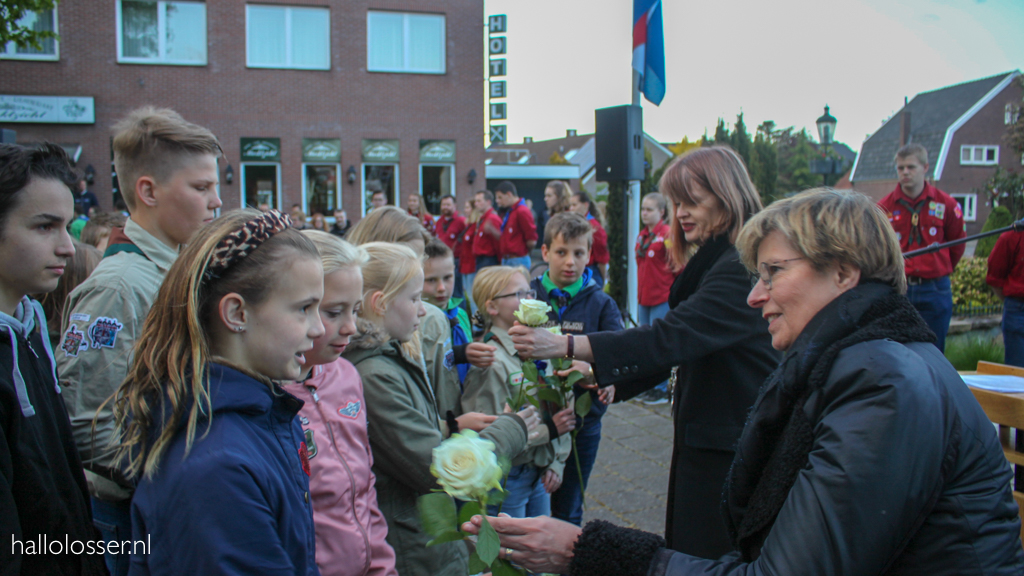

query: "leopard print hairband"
left=203, top=210, right=292, bottom=281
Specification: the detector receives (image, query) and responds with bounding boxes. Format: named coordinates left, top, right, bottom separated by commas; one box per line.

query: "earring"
left=235, top=325, right=245, bottom=332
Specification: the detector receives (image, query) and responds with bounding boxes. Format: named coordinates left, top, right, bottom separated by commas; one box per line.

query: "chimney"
left=900, top=109, right=911, bottom=147
left=567, top=129, right=577, bottom=137
left=523, top=137, right=533, bottom=143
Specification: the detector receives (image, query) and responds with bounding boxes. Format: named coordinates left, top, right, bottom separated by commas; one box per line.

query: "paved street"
left=580, top=399, right=673, bottom=535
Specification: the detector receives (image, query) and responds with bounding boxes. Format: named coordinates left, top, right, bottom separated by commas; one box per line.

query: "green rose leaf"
left=575, top=391, right=592, bottom=417
left=491, top=557, right=527, bottom=576
left=417, top=492, right=456, bottom=539
left=525, top=395, right=541, bottom=409
left=457, top=500, right=482, bottom=527
left=537, top=388, right=563, bottom=405
left=551, top=357, right=568, bottom=371
left=426, top=530, right=465, bottom=547
left=566, top=370, right=585, bottom=387
left=477, top=515, right=501, bottom=565
left=522, top=361, right=539, bottom=383
left=468, top=551, right=490, bottom=574
left=487, top=487, right=508, bottom=505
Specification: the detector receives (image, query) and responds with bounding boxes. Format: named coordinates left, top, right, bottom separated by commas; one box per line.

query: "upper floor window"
left=1, top=9, right=58, bottom=60
left=117, top=1, right=207, bottom=65
left=960, top=145, right=999, bottom=166
left=246, top=5, right=330, bottom=70
left=367, top=11, right=445, bottom=74
left=1007, top=104, right=1021, bottom=126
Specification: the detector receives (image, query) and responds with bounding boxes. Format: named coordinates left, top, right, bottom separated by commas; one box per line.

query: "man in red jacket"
left=878, top=143, right=965, bottom=351
left=473, top=189, right=502, bottom=272
left=494, top=180, right=537, bottom=270
left=986, top=229, right=1024, bottom=367
left=436, top=195, right=467, bottom=298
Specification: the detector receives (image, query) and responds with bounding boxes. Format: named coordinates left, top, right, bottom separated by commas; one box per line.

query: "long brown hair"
left=113, top=209, right=319, bottom=479
left=545, top=180, right=572, bottom=214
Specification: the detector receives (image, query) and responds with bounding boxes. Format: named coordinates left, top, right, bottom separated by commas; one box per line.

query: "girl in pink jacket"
left=283, top=231, right=397, bottom=576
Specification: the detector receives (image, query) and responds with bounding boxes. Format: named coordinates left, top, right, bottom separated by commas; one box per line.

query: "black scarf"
left=723, top=282, right=935, bottom=561
left=668, top=234, right=732, bottom=308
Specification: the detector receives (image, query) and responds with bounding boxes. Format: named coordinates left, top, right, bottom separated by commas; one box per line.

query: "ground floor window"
left=242, top=163, right=280, bottom=209
left=303, top=163, right=340, bottom=217
left=362, top=163, right=398, bottom=215
left=419, top=163, right=453, bottom=216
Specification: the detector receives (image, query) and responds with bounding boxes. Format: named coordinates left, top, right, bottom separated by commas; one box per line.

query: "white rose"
left=514, top=299, right=552, bottom=327
left=546, top=325, right=563, bottom=336
left=430, top=430, right=503, bottom=501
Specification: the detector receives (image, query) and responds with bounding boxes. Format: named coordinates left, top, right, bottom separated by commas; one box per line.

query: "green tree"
left=975, top=167, right=1024, bottom=220
left=975, top=205, right=1014, bottom=259
left=714, top=118, right=730, bottom=145
left=1005, top=77, right=1024, bottom=156
left=750, top=127, right=778, bottom=204
left=1, top=1, right=59, bottom=49
left=775, top=128, right=821, bottom=195
left=730, top=113, right=751, bottom=168
left=549, top=151, right=570, bottom=165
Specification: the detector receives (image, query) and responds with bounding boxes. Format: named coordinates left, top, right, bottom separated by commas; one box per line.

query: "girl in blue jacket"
left=113, top=209, right=325, bottom=575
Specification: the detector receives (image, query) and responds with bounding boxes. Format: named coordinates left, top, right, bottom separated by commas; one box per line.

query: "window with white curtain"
left=960, top=145, right=999, bottom=166
left=1, top=9, right=58, bottom=60
left=367, top=11, right=445, bottom=74
left=117, top=1, right=206, bottom=65
left=246, top=5, right=330, bottom=70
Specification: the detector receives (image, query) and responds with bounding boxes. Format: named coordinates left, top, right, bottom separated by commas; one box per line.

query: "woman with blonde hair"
left=347, top=205, right=430, bottom=253
left=406, top=192, right=435, bottom=235
left=510, top=146, right=780, bottom=558
left=114, top=209, right=324, bottom=574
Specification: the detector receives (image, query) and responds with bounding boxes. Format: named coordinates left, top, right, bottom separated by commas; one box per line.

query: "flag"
left=632, top=0, right=665, bottom=106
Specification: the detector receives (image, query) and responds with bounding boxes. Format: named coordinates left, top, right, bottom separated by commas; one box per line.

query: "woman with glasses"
left=466, top=187, right=1024, bottom=575
left=510, top=147, right=779, bottom=558
left=463, top=266, right=576, bottom=519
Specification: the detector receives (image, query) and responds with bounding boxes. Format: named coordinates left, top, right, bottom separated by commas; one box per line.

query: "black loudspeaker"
left=595, top=105, right=643, bottom=182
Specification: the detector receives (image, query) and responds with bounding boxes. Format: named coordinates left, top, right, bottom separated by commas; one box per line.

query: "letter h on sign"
left=489, top=14, right=507, bottom=33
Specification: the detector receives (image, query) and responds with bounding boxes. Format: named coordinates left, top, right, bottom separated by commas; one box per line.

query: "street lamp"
left=816, top=105, right=837, bottom=148
left=811, top=105, right=839, bottom=185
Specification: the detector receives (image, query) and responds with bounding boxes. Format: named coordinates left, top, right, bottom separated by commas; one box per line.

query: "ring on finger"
left=505, top=547, right=514, bottom=561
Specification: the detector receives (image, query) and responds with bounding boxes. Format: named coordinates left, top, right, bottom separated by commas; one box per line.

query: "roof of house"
left=850, top=70, right=1021, bottom=183
left=486, top=132, right=671, bottom=182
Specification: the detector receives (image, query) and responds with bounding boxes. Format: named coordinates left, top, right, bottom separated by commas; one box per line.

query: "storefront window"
left=242, top=164, right=280, bottom=209
left=419, top=164, right=453, bottom=216
left=362, top=164, right=398, bottom=215
left=304, top=164, right=339, bottom=217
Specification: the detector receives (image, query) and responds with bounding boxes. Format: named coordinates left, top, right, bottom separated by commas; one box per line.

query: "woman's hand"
left=542, top=469, right=562, bottom=493
left=552, top=406, right=576, bottom=436
left=598, top=385, right=615, bottom=405
left=462, top=514, right=581, bottom=574
left=455, top=412, right=498, bottom=432
left=555, top=360, right=595, bottom=388
left=508, top=321, right=566, bottom=359
left=466, top=342, right=497, bottom=368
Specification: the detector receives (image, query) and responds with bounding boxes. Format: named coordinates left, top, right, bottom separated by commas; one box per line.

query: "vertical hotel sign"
left=488, top=15, right=507, bottom=145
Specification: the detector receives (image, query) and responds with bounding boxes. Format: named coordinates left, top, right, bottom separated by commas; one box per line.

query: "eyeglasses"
left=751, top=258, right=805, bottom=290
left=493, top=289, right=536, bottom=301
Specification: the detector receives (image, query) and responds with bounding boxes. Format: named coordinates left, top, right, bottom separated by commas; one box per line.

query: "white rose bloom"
left=430, top=430, right=503, bottom=501
left=546, top=325, right=563, bottom=336
left=514, top=299, right=552, bottom=327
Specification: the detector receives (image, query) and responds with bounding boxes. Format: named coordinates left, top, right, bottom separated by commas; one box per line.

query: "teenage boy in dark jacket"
left=529, top=212, right=621, bottom=526
left=0, top=143, right=107, bottom=575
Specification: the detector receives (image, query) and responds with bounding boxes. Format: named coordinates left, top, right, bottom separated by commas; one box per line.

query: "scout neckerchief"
left=439, top=215, right=455, bottom=235
left=103, top=226, right=150, bottom=260
left=636, top=224, right=662, bottom=259
left=444, top=298, right=470, bottom=384
left=895, top=189, right=931, bottom=247
left=541, top=268, right=591, bottom=319
left=501, top=199, right=526, bottom=231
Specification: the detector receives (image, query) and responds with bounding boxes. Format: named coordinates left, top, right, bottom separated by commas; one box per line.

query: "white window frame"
left=240, top=162, right=282, bottom=210
left=245, top=5, right=330, bottom=70
left=360, top=162, right=400, bottom=216
left=960, top=145, right=999, bottom=166
left=950, top=193, right=977, bottom=222
left=366, top=11, right=446, bottom=74
left=301, top=162, right=342, bottom=216
left=1, top=8, right=59, bottom=61
left=115, top=0, right=207, bottom=65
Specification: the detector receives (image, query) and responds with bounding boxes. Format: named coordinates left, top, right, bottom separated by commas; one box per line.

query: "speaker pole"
left=626, top=70, right=643, bottom=325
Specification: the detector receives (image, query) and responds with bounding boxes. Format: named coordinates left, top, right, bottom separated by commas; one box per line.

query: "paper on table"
left=962, top=374, right=1024, bottom=394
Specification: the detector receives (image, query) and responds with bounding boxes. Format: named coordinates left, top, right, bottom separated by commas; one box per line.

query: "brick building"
left=1, top=1, right=486, bottom=222
left=850, top=71, right=1023, bottom=235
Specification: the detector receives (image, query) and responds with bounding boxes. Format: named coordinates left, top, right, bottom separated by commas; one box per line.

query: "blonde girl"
left=462, top=266, right=573, bottom=519
left=113, top=209, right=325, bottom=574
left=281, top=232, right=398, bottom=576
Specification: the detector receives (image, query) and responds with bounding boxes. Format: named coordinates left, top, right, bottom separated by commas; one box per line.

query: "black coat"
left=588, top=244, right=779, bottom=558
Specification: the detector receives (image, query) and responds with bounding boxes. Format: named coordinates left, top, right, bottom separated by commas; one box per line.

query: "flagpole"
left=627, top=71, right=642, bottom=326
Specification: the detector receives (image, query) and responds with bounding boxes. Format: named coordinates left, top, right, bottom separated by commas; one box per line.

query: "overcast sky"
left=482, top=0, right=1023, bottom=152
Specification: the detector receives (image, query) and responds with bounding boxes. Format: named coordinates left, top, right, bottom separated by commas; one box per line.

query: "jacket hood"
left=347, top=318, right=391, bottom=352
left=0, top=296, right=60, bottom=417
left=205, top=362, right=287, bottom=416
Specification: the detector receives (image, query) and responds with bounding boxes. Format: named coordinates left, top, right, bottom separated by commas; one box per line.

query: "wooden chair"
left=970, top=361, right=1024, bottom=546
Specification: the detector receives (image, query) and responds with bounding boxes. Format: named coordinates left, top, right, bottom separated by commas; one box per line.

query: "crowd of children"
left=0, top=106, right=673, bottom=576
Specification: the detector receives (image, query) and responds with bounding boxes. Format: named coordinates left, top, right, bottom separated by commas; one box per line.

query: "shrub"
left=950, top=257, right=1001, bottom=308
left=944, top=334, right=1004, bottom=371
left=975, top=205, right=1013, bottom=259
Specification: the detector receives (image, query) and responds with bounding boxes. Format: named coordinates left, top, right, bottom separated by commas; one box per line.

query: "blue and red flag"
left=632, top=0, right=665, bottom=106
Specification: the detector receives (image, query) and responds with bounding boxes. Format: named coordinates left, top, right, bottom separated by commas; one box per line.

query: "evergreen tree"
left=730, top=112, right=751, bottom=168
left=714, top=118, right=730, bottom=145
left=751, top=129, right=778, bottom=204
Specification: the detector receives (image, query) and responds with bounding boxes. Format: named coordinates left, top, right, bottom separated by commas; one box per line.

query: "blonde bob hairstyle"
left=359, top=241, right=423, bottom=319
left=472, top=265, right=530, bottom=330
left=347, top=205, right=430, bottom=249
left=660, top=146, right=763, bottom=270
left=736, top=187, right=907, bottom=295
left=302, top=230, right=368, bottom=275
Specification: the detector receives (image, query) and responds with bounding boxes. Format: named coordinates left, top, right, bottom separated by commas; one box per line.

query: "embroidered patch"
left=954, top=204, right=962, bottom=219
left=299, top=415, right=310, bottom=425
left=304, top=429, right=318, bottom=459
left=70, top=312, right=90, bottom=323
left=929, top=226, right=938, bottom=237
left=509, top=371, right=524, bottom=386
left=60, top=325, right=87, bottom=357
left=87, top=317, right=124, bottom=349
left=443, top=348, right=456, bottom=370
left=934, top=203, right=945, bottom=219
left=338, top=401, right=361, bottom=419
left=562, top=321, right=584, bottom=333
left=299, top=442, right=311, bottom=475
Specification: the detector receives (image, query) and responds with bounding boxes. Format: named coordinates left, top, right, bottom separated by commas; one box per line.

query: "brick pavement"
left=580, top=399, right=673, bottom=535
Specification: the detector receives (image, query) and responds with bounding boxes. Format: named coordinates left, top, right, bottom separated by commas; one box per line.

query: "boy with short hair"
left=57, top=106, right=222, bottom=575
left=0, top=142, right=107, bottom=575
left=493, top=180, right=537, bottom=270
left=529, top=211, right=622, bottom=526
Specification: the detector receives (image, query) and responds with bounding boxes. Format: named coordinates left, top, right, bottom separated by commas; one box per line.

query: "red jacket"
left=459, top=221, right=477, bottom=274
left=499, top=199, right=537, bottom=258
left=987, top=230, right=1024, bottom=299
left=436, top=214, right=466, bottom=252
left=635, top=222, right=676, bottom=306
left=473, top=208, right=502, bottom=258
left=588, top=215, right=610, bottom=266
left=282, top=360, right=398, bottom=576
left=409, top=210, right=435, bottom=235
left=878, top=182, right=965, bottom=279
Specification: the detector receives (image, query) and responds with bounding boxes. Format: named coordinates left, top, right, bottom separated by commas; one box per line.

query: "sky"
left=482, top=0, right=1023, bottom=152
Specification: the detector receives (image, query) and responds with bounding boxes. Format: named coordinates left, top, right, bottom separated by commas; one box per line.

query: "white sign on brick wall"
left=0, top=95, right=95, bottom=124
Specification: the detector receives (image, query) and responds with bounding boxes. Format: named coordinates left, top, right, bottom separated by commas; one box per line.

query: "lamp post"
left=812, top=105, right=839, bottom=185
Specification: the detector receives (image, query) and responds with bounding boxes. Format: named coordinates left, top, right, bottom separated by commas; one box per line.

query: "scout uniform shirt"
left=878, top=182, right=966, bottom=279
left=57, top=218, right=178, bottom=498
left=461, top=327, right=571, bottom=479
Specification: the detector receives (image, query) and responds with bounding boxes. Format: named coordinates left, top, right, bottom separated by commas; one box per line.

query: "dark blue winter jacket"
left=129, top=363, right=319, bottom=576
left=531, top=271, right=623, bottom=419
